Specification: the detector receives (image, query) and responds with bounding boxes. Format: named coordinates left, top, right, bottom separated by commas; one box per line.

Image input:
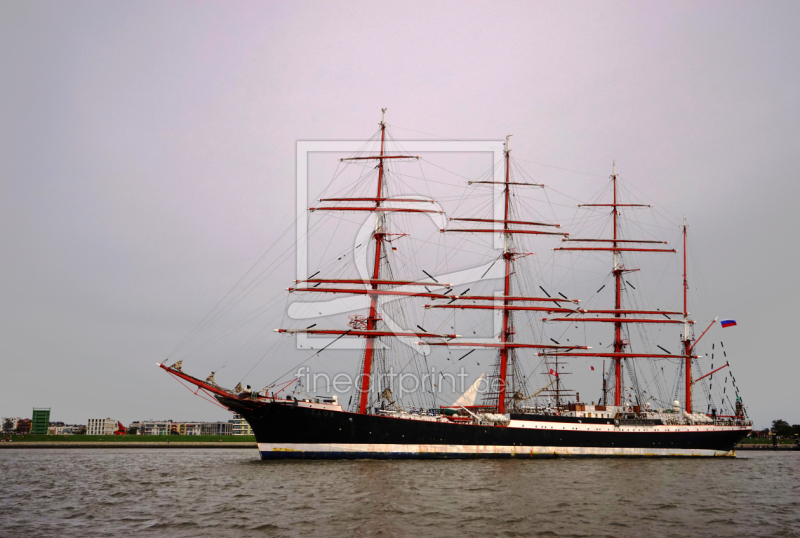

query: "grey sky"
left=1, top=1, right=798, bottom=428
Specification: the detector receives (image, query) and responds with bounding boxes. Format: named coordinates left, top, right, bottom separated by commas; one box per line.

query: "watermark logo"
left=292, top=140, right=505, bottom=351
left=292, top=366, right=496, bottom=401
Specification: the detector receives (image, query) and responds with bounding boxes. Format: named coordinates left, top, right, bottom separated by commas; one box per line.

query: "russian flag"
left=720, top=319, right=737, bottom=328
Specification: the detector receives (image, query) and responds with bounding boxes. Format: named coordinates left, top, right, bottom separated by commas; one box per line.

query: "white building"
left=87, top=418, right=116, bottom=435
left=128, top=420, right=235, bottom=436
left=2, top=417, right=20, bottom=433
left=136, top=420, right=174, bottom=436
left=232, top=414, right=252, bottom=436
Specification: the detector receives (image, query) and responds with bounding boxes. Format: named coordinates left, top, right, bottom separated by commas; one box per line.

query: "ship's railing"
left=644, top=411, right=751, bottom=427
left=378, top=407, right=444, bottom=417
left=374, top=408, right=450, bottom=423
left=710, top=417, right=752, bottom=427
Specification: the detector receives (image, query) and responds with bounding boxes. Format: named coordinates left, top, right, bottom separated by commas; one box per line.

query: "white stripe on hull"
left=507, top=419, right=749, bottom=434
left=257, top=442, right=734, bottom=458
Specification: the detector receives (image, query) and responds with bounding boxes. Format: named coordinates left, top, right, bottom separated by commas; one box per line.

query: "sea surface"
left=0, top=449, right=798, bottom=537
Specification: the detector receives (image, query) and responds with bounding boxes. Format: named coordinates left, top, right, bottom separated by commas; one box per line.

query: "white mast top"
left=381, top=108, right=387, bottom=126
left=504, top=134, right=513, bottom=154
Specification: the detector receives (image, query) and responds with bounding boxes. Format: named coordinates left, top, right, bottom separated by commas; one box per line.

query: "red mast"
left=357, top=110, right=387, bottom=414
left=496, top=137, right=514, bottom=413
left=284, top=109, right=457, bottom=415
left=682, top=217, right=692, bottom=414
left=551, top=163, right=678, bottom=406
left=612, top=164, right=623, bottom=405
left=439, top=136, right=574, bottom=414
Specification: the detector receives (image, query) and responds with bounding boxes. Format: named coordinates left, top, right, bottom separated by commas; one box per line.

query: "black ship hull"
left=222, top=398, right=750, bottom=460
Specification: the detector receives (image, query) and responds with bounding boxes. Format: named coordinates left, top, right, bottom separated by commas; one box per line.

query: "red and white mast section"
left=546, top=163, right=686, bottom=406
left=430, top=136, right=583, bottom=414
left=682, top=216, right=694, bottom=414
left=359, top=108, right=389, bottom=415
left=277, top=109, right=458, bottom=415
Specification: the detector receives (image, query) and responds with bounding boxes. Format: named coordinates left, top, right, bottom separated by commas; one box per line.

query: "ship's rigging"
left=541, top=164, right=693, bottom=409
left=278, top=116, right=585, bottom=414
left=162, top=110, right=746, bottom=424
left=428, top=134, right=584, bottom=413
left=156, top=110, right=751, bottom=460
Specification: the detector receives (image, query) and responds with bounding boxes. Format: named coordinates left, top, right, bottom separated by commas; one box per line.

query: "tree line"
left=767, top=419, right=800, bottom=437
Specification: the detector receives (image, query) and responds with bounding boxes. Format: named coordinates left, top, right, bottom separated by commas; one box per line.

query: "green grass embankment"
left=740, top=438, right=797, bottom=445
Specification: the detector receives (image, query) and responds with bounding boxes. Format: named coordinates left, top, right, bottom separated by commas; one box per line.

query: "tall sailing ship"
left=159, top=111, right=751, bottom=458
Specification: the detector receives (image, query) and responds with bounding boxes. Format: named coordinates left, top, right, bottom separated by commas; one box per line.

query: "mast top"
left=504, top=134, right=513, bottom=154
left=612, top=160, right=616, bottom=175
left=381, top=108, right=387, bottom=126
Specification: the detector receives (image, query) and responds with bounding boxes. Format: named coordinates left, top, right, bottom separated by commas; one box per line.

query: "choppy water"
left=0, top=449, right=798, bottom=537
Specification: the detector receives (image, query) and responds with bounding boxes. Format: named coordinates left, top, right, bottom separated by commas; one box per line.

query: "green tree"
left=126, top=427, right=138, bottom=435
left=771, top=419, right=793, bottom=437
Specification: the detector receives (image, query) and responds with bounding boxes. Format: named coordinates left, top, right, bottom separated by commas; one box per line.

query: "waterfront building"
left=136, top=420, right=174, bottom=435
left=15, top=419, right=32, bottom=435
left=129, top=420, right=233, bottom=435
left=48, top=422, right=66, bottom=435
left=200, top=422, right=233, bottom=436
left=2, top=418, right=20, bottom=433
left=58, top=424, right=85, bottom=435
left=87, top=418, right=117, bottom=435
left=32, top=408, right=50, bottom=435
left=232, top=414, right=253, bottom=436
left=176, top=422, right=203, bottom=435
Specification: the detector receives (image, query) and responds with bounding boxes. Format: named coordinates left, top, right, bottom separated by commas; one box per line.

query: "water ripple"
left=0, top=450, right=798, bottom=537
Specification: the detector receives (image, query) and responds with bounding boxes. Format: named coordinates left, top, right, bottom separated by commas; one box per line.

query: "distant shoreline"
left=735, top=444, right=798, bottom=451
left=0, top=442, right=255, bottom=449
left=0, top=434, right=257, bottom=448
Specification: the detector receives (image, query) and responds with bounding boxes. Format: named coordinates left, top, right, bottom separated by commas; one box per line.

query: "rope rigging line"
left=167, top=132, right=394, bottom=362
